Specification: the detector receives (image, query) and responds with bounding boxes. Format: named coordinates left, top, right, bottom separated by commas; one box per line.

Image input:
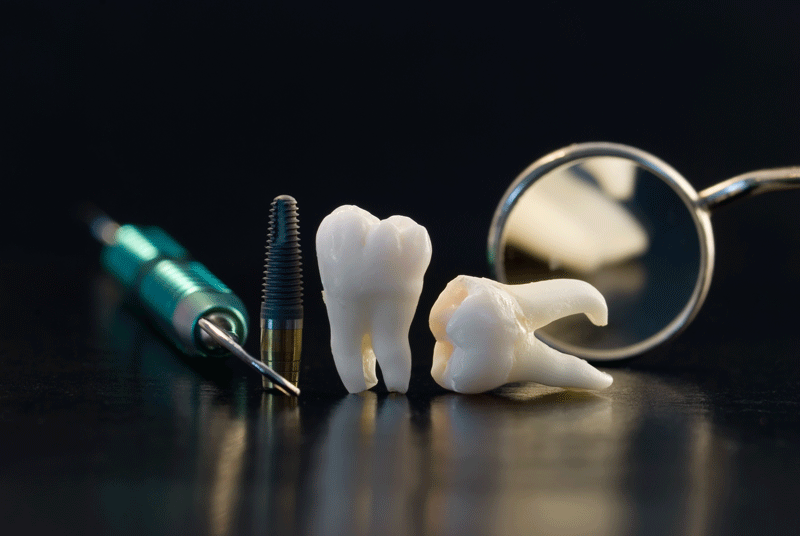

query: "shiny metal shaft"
left=261, top=319, right=303, bottom=387
left=198, top=317, right=300, bottom=396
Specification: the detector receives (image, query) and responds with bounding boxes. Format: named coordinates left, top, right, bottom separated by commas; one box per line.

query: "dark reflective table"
left=1, top=259, right=798, bottom=536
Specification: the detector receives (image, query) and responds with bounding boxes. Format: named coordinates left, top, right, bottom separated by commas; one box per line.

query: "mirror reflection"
left=500, top=157, right=702, bottom=353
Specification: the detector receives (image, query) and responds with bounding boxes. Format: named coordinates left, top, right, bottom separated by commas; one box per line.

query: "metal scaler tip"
left=261, top=195, right=303, bottom=389
left=198, top=318, right=300, bottom=397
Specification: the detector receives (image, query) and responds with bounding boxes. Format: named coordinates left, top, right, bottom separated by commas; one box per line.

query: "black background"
left=5, top=1, right=799, bottom=387
left=6, top=1, right=800, bottom=390
left=3, top=1, right=800, bottom=387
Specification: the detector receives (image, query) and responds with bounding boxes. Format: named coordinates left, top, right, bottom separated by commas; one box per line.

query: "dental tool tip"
left=198, top=317, right=300, bottom=396
left=261, top=195, right=303, bottom=389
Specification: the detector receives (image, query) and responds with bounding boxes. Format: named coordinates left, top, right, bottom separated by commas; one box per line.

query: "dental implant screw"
left=261, top=195, right=303, bottom=389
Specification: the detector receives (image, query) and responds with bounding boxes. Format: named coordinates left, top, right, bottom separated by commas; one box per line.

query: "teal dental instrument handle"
left=101, top=223, right=249, bottom=357
left=87, top=208, right=300, bottom=396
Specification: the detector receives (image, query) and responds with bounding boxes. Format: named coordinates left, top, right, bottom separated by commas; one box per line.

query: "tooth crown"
left=316, top=205, right=432, bottom=394
left=318, top=207, right=429, bottom=296
left=429, top=275, right=612, bottom=394
left=430, top=279, right=519, bottom=393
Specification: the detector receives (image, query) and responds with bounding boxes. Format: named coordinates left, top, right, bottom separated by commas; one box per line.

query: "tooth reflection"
left=504, top=165, right=648, bottom=274
left=427, top=388, right=628, bottom=535
left=423, top=372, right=720, bottom=536
left=309, top=393, right=417, bottom=536
left=579, top=156, right=638, bottom=200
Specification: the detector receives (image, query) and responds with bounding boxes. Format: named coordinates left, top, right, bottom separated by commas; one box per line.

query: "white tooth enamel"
left=429, top=275, right=612, bottom=394
left=317, top=205, right=432, bottom=393
left=505, top=169, right=648, bottom=274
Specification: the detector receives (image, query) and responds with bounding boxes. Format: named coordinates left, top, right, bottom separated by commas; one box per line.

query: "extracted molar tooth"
left=316, top=205, right=432, bottom=393
left=429, top=275, right=612, bottom=394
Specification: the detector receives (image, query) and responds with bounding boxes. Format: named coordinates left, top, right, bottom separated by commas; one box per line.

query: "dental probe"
left=84, top=207, right=300, bottom=397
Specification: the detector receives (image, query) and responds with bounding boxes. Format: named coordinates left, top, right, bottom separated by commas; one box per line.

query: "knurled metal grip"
left=101, top=224, right=249, bottom=356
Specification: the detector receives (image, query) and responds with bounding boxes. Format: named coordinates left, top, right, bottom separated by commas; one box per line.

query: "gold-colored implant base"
left=261, top=328, right=302, bottom=389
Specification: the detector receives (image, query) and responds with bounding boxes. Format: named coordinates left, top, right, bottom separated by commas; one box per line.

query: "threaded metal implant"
left=260, top=195, right=303, bottom=388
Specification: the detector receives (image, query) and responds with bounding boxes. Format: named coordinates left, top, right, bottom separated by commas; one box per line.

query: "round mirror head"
left=489, top=143, right=715, bottom=361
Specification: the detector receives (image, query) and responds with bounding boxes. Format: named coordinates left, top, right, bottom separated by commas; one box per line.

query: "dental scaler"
left=84, top=206, right=300, bottom=396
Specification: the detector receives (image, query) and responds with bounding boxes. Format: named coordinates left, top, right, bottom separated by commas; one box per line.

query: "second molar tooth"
left=316, top=205, right=432, bottom=393
left=429, top=275, right=612, bottom=394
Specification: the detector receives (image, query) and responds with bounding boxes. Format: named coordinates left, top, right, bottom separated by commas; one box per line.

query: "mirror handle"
left=697, top=167, right=800, bottom=211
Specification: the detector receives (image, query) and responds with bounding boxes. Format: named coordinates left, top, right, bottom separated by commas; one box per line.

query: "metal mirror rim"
left=488, top=142, right=715, bottom=361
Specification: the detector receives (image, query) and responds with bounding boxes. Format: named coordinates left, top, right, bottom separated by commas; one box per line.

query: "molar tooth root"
left=370, top=297, right=414, bottom=393
left=317, top=205, right=432, bottom=394
left=327, top=298, right=378, bottom=393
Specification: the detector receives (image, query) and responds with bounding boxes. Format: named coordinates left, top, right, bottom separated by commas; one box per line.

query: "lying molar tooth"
left=429, top=275, right=612, bottom=394
left=316, top=205, right=432, bottom=393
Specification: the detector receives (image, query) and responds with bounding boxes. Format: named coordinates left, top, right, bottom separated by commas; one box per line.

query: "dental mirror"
left=488, top=142, right=800, bottom=361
